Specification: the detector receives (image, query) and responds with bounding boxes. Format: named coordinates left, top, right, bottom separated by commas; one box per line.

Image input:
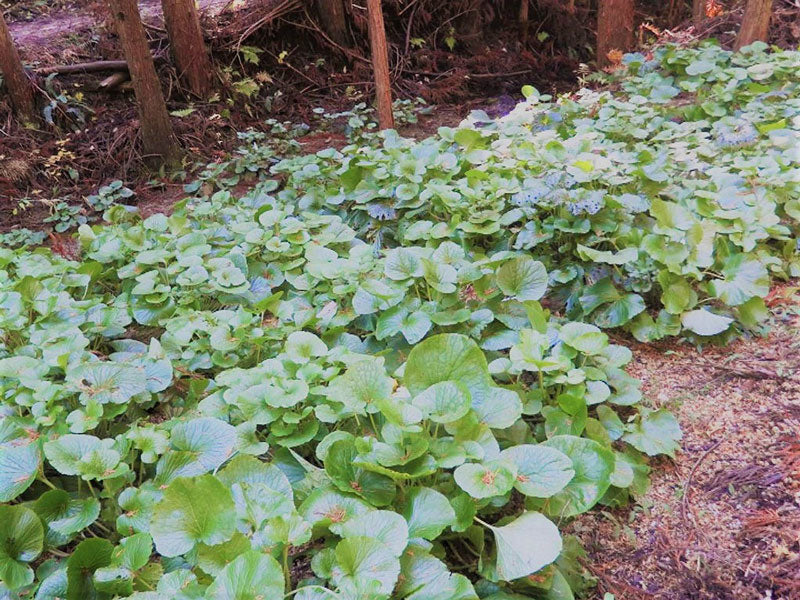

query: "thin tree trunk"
left=315, top=0, right=349, bottom=46
left=107, top=0, right=180, bottom=167
left=735, top=0, right=773, bottom=50
left=519, top=0, right=529, bottom=44
left=161, top=0, right=213, bottom=97
left=692, top=0, right=705, bottom=23
left=0, top=13, right=36, bottom=120
left=596, top=0, right=634, bottom=68
left=366, top=0, right=394, bottom=130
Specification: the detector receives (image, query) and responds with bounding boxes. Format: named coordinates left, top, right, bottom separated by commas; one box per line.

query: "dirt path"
left=577, top=286, right=800, bottom=600
left=8, top=0, right=231, bottom=50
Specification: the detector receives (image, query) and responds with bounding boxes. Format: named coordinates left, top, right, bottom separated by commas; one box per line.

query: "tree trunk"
left=596, top=0, right=634, bottom=68
left=692, top=0, right=705, bottom=23
left=315, top=0, right=349, bottom=46
left=519, top=0, right=529, bottom=44
left=366, top=0, right=394, bottom=130
left=0, top=13, right=36, bottom=121
left=161, top=0, right=213, bottom=97
left=107, top=0, right=180, bottom=167
left=735, top=0, right=773, bottom=50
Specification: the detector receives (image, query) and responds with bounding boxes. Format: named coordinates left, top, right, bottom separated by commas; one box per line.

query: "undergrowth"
left=0, top=41, right=798, bottom=599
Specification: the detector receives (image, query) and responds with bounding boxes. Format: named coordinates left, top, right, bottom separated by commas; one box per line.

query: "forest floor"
left=578, top=284, right=800, bottom=600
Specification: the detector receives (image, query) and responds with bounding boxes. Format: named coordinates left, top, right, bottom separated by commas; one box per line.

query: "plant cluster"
left=1, top=41, right=798, bottom=599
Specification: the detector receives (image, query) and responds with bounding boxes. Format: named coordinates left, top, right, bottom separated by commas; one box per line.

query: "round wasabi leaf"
left=285, top=331, right=328, bottom=364
left=0, top=506, right=43, bottom=590
left=116, top=487, right=159, bottom=536
left=558, top=322, right=608, bottom=355
left=496, top=257, right=548, bottom=301
left=412, top=381, right=471, bottom=424
left=487, top=511, right=562, bottom=581
left=331, top=510, right=409, bottom=557
left=384, top=248, right=424, bottom=280
left=471, top=386, right=522, bottom=429
left=325, top=357, right=393, bottom=415
left=454, top=460, right=517, bottom=499
left=299, top=489, right=373, bottom=529
left=43, top=434, right=128, bottom=481
left=66, top=538, right=113, bottom=600
left=68, top=362, right=148, bottom=405
left=400, top=487, right=456, bottom=540
left=150, top=475, right=237, bottom=557
left=205, top=550, right=284, bottom=600
left=404, top=334, right=490, bottom=401
left=34, top=567, right=68, bottom=600
left=169, top=417, right=237, bottom=475
left=324, top=439, right=396, bottom=507
left=499, top=445, right=574, bottom=498
left=397, top=547, right=478, bottom=600
left=34, top=490, right=100, bottom=544
left=217, top=455, right=293, bottom=501
left=331, top=536, right=401, bottom=596
left=0, top=437, right=40, bottom=502
left=622, top=408, right=682, bottom=458
left=541, top=435, right=615, bottom=517
left=681, top=309, right=734, bottom=336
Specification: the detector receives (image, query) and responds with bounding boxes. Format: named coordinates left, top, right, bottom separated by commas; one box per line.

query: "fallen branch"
left=37, top=60, right=129, bottom=75
left=98, top=71, right=131, bottom=90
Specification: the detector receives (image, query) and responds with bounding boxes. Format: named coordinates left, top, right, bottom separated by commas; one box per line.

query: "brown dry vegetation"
left=576, top=285, right=800, bottom=599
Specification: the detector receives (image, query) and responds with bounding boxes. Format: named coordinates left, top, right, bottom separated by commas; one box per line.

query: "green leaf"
left=34, top=490, right=100, bottom=544
left=685, top=59, right=715, bottom=76
left=405, top=334, right=491, bottom=402
left=324, top=439, right=396, bottom=506
left=330, top=510, right=409, bottom=556
left=169, top=417, right=237, bottom=475
left=331, top=537, right=401, bottom=596
left=487, top=512, right=562, bottom=581
left=326, top=357, right=393, bottom=415
left=0, top=437, right=40, bottom=502
left=66, top=538, right=113, bottom=600
left=0, top=506, right=43, bottom=590
left=681, top=309, right=733, bottom=336
left=499, top=444, right=575, bottom=498
left=623, top=409, right=682, bottom=458
left=68, top=362, right=148, bottom=405
left=412, top=381, right=471, bottom=423
left=709, top=256, right=769, bottom=306
left=397, top=546, right=478, bottom=600
left=541, top=436, right=614, bottom=517
left=299, top=489, right=372, bottom=529
left=558, top=322, right=608, bottom=355
left=285, top=331, right=328, bottom=364
left=43, top=434, right=127, bottom=481
left=150, top=475, right=237, bottom=557
left=454, top=460, right=517, bottom=499
left=205, top=551, right=284, bottom=600
left=496, top=257, right=548, bottom=301
left=401, top=487, right=456, bottom=540
left=576, top=245, right=637, bottom=265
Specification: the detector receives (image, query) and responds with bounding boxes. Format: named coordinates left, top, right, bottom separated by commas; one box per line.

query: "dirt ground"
left=577, top=285, right=800, bottom=600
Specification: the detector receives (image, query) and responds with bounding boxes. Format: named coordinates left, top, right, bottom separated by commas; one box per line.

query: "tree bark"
left=519, top=0, right=529, bottom=44
left=366, top=0, right=394, bottom=130
left=692, top=0, right=705, bottom=23
left=596, top=0, right=634, bottom=68
left=0, top=13, right=36, bottom=121
left=107, top=0, right=180, bottom=167
left=735, top=0, right=773, bottom=50
left=315, top=0, right=349, bottom=46
left=161, top=0, right=213, bottom=97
